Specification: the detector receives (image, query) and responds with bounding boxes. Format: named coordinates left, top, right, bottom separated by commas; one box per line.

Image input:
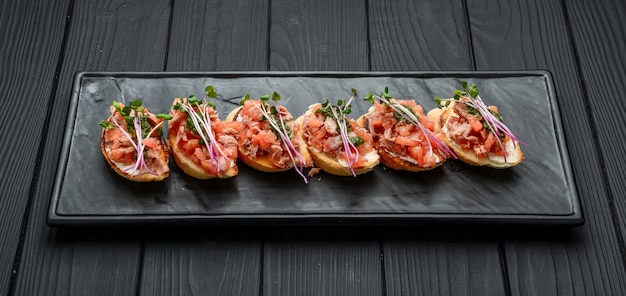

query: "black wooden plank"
left=13, top=0, right=171, bottom=295
left=166, top=0, right=269, bottom=71
left=565, top=0, right=626, bottom=265
left=14, top=229, right=142, bottom=296
left=368, top=0, right=473, bottom=71
left=383, top=230, right=505, bottom=296
left=368, top=1, right=506, bottom=295
left=263, top=229, right=382, bottom=296
left=138, top=1, right=268, bottom=295
left=468, top=0, right=626, bottom=294
left=0, top=0, right=69, bottom=294
left=269, top=0, right=368, bottom=71
left=140, top=229, right=262, bottom=296
left=504, top=231, right=603, bottom=295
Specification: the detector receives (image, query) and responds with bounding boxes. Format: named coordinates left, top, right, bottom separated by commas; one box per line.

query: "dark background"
left=1, top=0, right=625, bottom=295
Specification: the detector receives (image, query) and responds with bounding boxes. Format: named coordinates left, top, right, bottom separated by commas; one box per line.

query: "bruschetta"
left=168, top=86, right=242, bottom=179
left=297, top=90, right=379, bottom=176
left=357, top=89, right=455, bottom=171
left=99, top=100, right=170, bottom=181
left=225, top=92, right=312, bottom=182
left=427, top=81, right=525, bottom=168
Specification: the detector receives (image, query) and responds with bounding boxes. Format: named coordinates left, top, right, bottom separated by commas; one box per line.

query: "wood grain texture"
left=383, top=230, right=505, bottom=296
left=140, top=230, right=262, bottom=296
left=367, top=1, right=504, bottom=295
left=504, top=232, right=603, bottom=296
left=0, top=0, right=69, bottom=294
left=263, top=230, right=381, bottom=296
left=167, top=0, right=269, bottom=71
left=468, top=0, right=626, bottom=294
left=565, top=0, right=626, bottom=257
left=14, top=229, right=142, bottom=296
left=13, top=0, right=170, bottom=295
left=269, top=0, right=368, bottom=71
left=368, top=0, right=473, bottom=71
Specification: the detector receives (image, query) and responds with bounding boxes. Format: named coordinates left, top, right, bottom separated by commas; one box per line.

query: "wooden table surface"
left=1, top=0, right=625, bottom=295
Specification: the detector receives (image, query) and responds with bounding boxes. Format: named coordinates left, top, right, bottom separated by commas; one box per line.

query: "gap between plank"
left=265, top=0, right=272, bottom=71
left=379, top=239, right=387, bottom=296
left=135, top=241, right=146, bottom=296
left=163, top=0, right=176, bottom=71
left=461, top=0, right=477, bottom=70
left=498, top=239, right=513, bottom=296
left=364, top=0, right=372, bottom=71
left=258, top=240, right=265, bottom=296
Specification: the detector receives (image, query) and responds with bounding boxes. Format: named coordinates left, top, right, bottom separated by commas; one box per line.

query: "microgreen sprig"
left=242, top=92, right=309, bottom=183
left=172, top=86, right=230, bottom=173
left=316, top=88, right=361, bottom=176
left=434, top=81, right=526, bottom=161
left=365, top=87, right=457, bottom=160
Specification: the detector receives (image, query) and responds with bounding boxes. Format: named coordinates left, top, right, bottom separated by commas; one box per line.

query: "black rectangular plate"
left=48, top=71, right=582, bottom=226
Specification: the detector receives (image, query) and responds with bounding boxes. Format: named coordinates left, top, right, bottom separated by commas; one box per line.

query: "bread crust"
left=225, top=105, right=312, bottom=173
left=100, top=113, right=169, bottom=182
left=356, top=105, right=446, bottom=172
left=298, top=104, right=379, bottom=176
left=427, top=102, right=524, bottom=169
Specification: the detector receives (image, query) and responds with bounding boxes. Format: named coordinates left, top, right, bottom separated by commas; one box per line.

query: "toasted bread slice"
left=100, top=105, right=169, bottom=182
left=356, top=102, right=448, bottom=172
left=427, top=103, right=524, bottom=168
left=225, top=103, right=312, bottom=173
left=298, top=103, right=379, bottom=176
left=169, top=97, right=240, bottom=179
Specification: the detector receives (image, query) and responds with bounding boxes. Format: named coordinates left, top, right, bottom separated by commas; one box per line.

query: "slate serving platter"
left=48, top=71, right=582, bottom=226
